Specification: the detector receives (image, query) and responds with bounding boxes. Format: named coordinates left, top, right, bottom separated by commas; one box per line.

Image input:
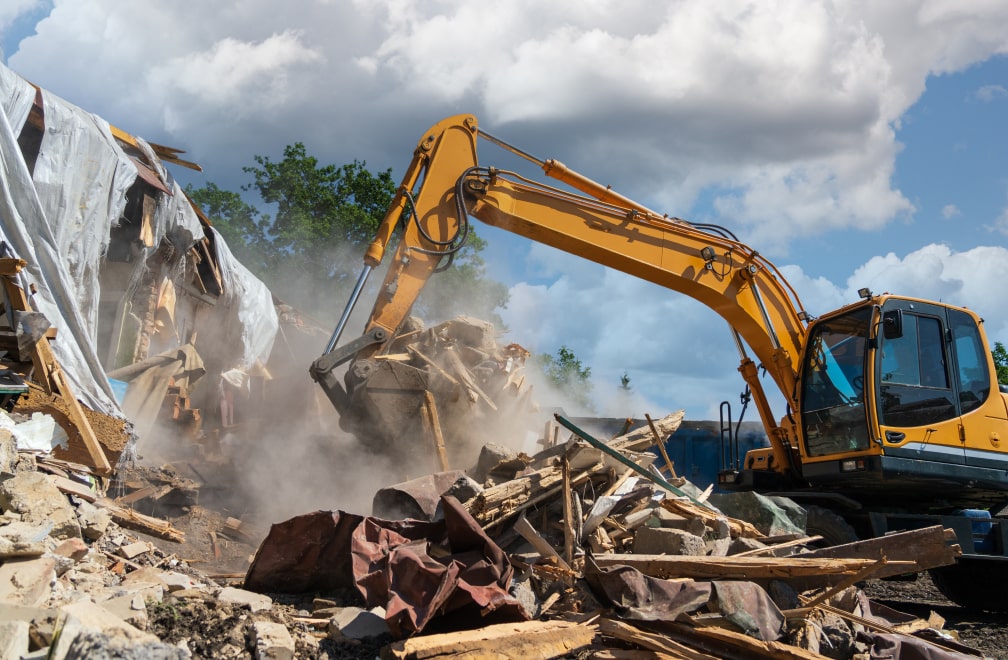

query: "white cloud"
left=976, top=84, right=1008, bottom=102
left=941, top=204, right=961, bottom=219
left=501, top=243, right=1008, bottom=419
left=0, top=0, right=43, bottom=30
left=6, top=0, right=1008, bottom=253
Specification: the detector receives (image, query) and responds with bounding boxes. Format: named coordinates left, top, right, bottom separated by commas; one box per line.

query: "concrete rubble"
left=0, top=402, right=986, bottom=659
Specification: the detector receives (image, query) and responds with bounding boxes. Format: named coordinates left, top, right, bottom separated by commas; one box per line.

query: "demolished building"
left=0, top=62, right=278, bottom=470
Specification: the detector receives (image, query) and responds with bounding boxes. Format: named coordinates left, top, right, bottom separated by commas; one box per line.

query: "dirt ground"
left=862, top=573, right=1008, bottom=659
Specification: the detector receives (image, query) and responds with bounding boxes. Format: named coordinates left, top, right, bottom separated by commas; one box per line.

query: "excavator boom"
left=312, top=114, right=808, bottom=474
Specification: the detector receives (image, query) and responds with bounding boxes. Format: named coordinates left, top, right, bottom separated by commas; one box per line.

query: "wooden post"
left=422, top=390, right=450, bottom=471
left=645, top=413, right=677, bottom=478
left=562, top=454, right=574, bottom=564
left=1, top=265, right=110, bottom=475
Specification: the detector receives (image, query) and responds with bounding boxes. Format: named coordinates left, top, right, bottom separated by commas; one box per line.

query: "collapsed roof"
left=0, top=62, right=277, bottom=424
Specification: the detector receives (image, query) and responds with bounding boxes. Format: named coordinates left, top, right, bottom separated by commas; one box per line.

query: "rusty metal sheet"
left=372, top=470, right=468, bottom=520
left=244, top=496, right=527, bottom=638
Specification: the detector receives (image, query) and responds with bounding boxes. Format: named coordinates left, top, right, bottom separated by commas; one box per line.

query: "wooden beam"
left=2, top=275, right=110, bottom=475
left=383, top=620, right=596, bottom=659
left=592, top=554, right=917, bottom=584
left=799, top=525, right=960, bottom=578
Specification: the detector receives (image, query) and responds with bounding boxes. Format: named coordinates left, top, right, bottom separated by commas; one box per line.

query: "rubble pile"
left=0, top=403, right=990, bottom=658
left=237, top=411, right=979, bottom=660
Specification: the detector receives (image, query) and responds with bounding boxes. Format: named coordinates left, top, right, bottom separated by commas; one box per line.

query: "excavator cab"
left=792, top=295, right=1008, bottom=511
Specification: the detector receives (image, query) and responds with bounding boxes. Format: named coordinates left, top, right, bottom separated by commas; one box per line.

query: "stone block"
left=49, top=600, right=159, bottom=660
left=0, top=472, right=80, bottom=540
left=252, top=620, right=295, bottom=660
left=218, top=586, right=272, bottom=612
left=727, top=536, right=767, bottom=555
left=653, top=508, right=707, bottom=537
left=74, top=502, right=111, bottom=541
left=54, top=538, right=89, bottom=561
left=328, top=606, right=390, bottom=639
left=633, top=526, right=706, bottom=556
left=0, top=619, right=29, bottom=659
left=0, top=556, right=56, bottom=607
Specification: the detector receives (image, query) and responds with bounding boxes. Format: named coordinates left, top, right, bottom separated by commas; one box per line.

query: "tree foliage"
left=993, top=341, right=1008, bottom=385
left=188, top=143, right=509, bottom=324
left=536, top=345, right=594, bottom=412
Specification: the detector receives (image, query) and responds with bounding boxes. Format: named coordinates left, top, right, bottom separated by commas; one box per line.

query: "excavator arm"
left=312, top=114, right=809, bottom=475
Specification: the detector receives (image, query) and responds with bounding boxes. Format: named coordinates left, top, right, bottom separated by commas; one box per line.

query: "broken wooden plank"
left=660, top=498, right=764, bottom=540
left=2, top=273, right=111, bottom=475
left=731, top=535, right=823, bottom=557
left=597, top=618, right=720, bottom=660
left=382, top=620, right=597, bottom=659
left=645, top=413, right=677, bottom=479
left=421, top=390, right=450, bottom=471
left=662, top=621, right=827, bottom=660
left=513, top=513, right=574, bottom=573
left=562, top=454, right=575, bottom=565
left=50, top=474, right=98, bottom=503
left=800, top=525, right=961, bottom=578
left=592, top=554, right=917, bottom=585
left=94, top=497, right=185, bottom=543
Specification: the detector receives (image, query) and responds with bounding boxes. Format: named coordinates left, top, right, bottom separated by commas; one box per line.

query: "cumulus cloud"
left=6, top=0, right=1008, bottom=251
left=0, top=0, right=43, bottom=31
left=942, top=204, right=961, bottom=219
left=500, top=243, right=1008, bottom=420
left=5, top=2, right=1008, bottom=421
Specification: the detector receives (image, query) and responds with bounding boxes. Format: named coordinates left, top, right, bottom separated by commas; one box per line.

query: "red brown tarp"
left=244, top=495, right=528, bottom=637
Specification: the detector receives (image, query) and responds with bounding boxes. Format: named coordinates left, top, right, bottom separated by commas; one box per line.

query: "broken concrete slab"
left=218, top=586, right=272, bottom=612
left=707, top=491, right=805, bottom=537
left=0, top=428, right=14, bottom=473
left=0, top=471, right=81, bottom=539
left=252, top=620, right=295, bottom=660
left=327, top=606, right=390, bottom=640
left=633, top=526, right=706, bottom=556
left=0, top=618, right=29, bottom=659
left=98, top=592, right=149, bottom=631
left=74, top=501, right=111, bottom=541
left=0, top=556, right=57, bottom=607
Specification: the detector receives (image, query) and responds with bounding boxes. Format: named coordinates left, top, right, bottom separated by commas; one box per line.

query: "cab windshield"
left=801, top=307, right=872, bottom=457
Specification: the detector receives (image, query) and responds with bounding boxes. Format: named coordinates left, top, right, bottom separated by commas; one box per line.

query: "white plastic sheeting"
left=212, top=226, right=278, bottom=370
left=33, top=90, right=138, bottom=344
left=0, top=62, right=278, bottom=422
left=0, top=65, right=34, bottom=136
left=0, top=82, right=123, bottom=414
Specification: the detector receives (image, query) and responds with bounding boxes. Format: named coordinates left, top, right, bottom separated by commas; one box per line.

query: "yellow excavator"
left=311, top=114, right=1008, bottom=609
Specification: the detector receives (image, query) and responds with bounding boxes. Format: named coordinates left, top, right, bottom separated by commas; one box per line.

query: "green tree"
left=242, top=143, right=397, bottom=296
left=993, top=341, right=1008, bottom=385
left=537, top=345, right=594, bottom=411
left=189, top=143, right=509, bottom=324
left=185, top=183, right=270, bottom=274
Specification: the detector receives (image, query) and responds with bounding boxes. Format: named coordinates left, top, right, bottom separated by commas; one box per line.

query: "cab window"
left=878, top=313, right=955, bottom=427
left=949, top=310, right=989, bottom=414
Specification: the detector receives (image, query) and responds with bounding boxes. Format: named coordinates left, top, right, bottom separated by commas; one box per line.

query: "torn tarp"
left=244, top=496, right=528, bottom=638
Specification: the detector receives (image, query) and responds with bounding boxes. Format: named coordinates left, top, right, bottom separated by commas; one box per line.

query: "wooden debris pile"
left=245, top=410, right=979, bottom=660
left=338, top=315, right=539, bottom=468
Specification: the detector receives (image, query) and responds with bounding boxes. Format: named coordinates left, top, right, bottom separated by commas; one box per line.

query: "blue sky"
left=2, top=1, right=1007, bottom=422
